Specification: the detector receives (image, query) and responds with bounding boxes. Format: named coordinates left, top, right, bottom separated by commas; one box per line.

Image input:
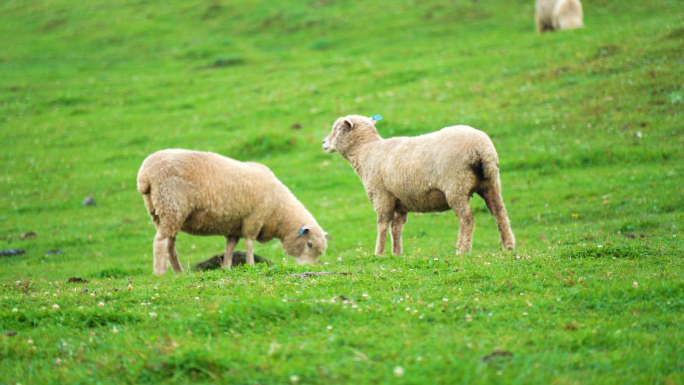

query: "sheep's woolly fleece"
left=137, top=149, right=327, bottom=275
left=535, top=0, right=584, bottom=33
left=323, top=115, right=515, bottom=255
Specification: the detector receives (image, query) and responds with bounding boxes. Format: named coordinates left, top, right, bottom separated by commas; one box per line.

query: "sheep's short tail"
left=479, top=150, right=500, bottom=182
left=137, top=168, right=157, bottom=222
left=137, top=168, right=151, bottom=195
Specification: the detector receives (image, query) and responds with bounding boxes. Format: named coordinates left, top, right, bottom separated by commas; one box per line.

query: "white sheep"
left=136, top=149, right=327, bottom=275
left=535, top=0, right=584, bottom=33
left=323, top=115, right=515, bottom=255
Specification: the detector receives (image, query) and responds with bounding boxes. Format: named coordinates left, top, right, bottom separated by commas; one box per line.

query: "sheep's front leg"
left=391, top=211, right=408, bottom=255
left=373, top=197, right=395, bottom=255
left=244, top=238, right=255, bottom=266
left=222, top=236, right=239, bottom=269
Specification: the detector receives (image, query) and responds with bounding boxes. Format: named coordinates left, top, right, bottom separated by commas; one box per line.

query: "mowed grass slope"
left=1, top=0, right=683, bottom=383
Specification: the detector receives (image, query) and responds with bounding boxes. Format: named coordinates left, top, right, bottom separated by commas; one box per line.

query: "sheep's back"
left=375, top=126, right=496, bottom=204
left=140, top=149, right=285, bottom=225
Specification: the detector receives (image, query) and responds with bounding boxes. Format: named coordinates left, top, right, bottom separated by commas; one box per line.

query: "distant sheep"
left=535, top=0, right=584, bottom=33
left=137, top=149, right=327, bottom=275
left=323, top=115, right=515, bottom=255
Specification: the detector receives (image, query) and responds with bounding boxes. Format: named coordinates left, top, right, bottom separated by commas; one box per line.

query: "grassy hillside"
left=1, top=0, right=683, bottom=383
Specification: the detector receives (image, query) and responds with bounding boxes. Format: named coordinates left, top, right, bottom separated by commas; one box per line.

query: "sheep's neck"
left=344, top=139, right=382, bottom=178
left=270, top=197, right=307, bottom=241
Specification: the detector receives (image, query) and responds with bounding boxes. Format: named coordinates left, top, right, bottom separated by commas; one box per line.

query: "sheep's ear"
left=340, top=118, right=354, bottom=130
left=298, top=226, right=310, bottom=237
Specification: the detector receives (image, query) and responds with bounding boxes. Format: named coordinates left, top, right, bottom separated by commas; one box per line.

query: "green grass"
left=1, top=0, right=683, bottom=383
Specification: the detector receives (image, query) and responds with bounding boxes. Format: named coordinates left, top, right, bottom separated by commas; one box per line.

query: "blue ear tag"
left=298, top=228, right=306, bottom=237
left=371, top=114, right=383, bottom=121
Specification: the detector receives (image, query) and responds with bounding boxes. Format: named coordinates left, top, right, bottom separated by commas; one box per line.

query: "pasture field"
left=1, top=0, right=683, bottom=383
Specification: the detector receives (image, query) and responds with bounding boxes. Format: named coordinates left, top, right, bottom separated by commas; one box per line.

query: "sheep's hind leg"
left=391, top=211, right=408, bottom=255
left=222, top=236, right=239, bottom=269
left=448, top=195, right=475, bottom=254
left=167, top=237, right=183, bottom=272
left=479, top=186, right=515, bottom=251
left=153, top=231, right=181, bottom=274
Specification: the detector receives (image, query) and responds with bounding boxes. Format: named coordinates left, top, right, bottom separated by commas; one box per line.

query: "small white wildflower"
left=326, top=325, right=332, bottom=331
left=12, top=308, right=18, bottom=312
left=484, top=262, right=491, bottom=266
left=434, top=258, right=439, bottom=261
left=52, top=304, right=60, bottom=310
left=27, top=338, right=34, bottom=344
left=442, top=298, right=448, bottom=302
left=55, top=358, right=62, bottom=365
left=337, top=257, right=342, bottom=261
left=290, top=375, right=299, bottom=383
left=405, top=307, right=411, bottom=312
left=195, top=297, right=200, bottom=300
left=523, top=312, right=528, bottom=316
left=112, top=326, right=118, bottom=334
left=466, top=314, right=472, bottom=322
left=362, top=293, right=369, bottom=299
left=149, top=312, right=157, bottom=318
left=98, top=302, right=105, bottom=308
left=90, top=293, right=95, bottom=297
left=633, top=282, right=638, bottom=288
left=393, top=366, right=404, bottom=377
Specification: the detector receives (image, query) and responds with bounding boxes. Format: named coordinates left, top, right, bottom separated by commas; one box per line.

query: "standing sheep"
left=535, top=0, right=584, bottom=33
left=137, top=149, right=327, bottom=275
left=323, top=115, right=515, bottom=255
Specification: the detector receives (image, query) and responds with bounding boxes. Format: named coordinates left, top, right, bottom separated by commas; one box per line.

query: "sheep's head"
left=323, top=115, right=381, bottom=157
left=284, top=225, right=328, bottom=265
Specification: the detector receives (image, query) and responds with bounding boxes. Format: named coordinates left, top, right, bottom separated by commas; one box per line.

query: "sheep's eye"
left=306, top=240, right=313, bottom=248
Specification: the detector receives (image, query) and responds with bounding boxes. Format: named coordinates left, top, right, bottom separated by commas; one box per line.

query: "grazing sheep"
left=535, top=0, right=584, bottom=33
left=137, top=149, right=327, bottom=275
left=323, top=115, right=515, bottom=255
